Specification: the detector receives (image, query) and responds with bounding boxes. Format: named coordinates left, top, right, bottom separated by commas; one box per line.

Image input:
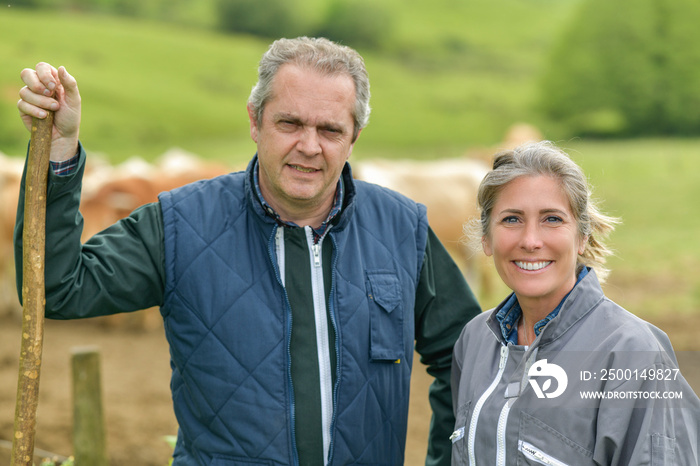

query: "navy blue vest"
left=159, top=159, right=428, bottom=465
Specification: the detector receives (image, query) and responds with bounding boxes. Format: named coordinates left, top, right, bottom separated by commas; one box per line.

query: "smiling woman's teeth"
left=515, top=261, right=551, bottom=271
left=291, top=165, right=316, bottom=173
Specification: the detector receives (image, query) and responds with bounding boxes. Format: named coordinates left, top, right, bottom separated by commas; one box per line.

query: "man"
left=16, top=37, right=480, bottom=465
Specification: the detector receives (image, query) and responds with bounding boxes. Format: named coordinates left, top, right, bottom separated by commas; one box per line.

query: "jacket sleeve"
left=414, top=227, right=481, bottom=466
left=14, top=143, right=166, bottom=319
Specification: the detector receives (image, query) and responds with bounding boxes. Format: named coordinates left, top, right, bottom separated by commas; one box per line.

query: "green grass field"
left=0, top=1, right=579, bottom=161
left=1, top=5, right=698, bottom=320
left=564, top=138, right=700, bottom=318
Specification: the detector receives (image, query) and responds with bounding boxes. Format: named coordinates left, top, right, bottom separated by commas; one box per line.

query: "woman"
left=451, top=141, right=699, bottom=465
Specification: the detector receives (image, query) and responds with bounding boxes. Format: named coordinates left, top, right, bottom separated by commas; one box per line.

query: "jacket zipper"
left=468, top=344, right=508, bottom=466
left=271, top=226, right=300, bottom=466
left=305, top=227, right=334, bottom=465
left=518, top=440, right=570, bottom=466
left=496, top=348, right=539, bottom=466
left=496, top=398, right=515, bottom=466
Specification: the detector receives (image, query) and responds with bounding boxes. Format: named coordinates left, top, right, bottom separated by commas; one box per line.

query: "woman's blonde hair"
left=465, top=140, right=620, bottom=281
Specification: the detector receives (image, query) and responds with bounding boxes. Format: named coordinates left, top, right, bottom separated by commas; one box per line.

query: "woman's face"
left=483, top=175, right=585, bottom=313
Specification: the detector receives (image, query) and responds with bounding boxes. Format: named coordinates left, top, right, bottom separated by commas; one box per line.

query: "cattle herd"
left=0, top=124, right=542, bottom=326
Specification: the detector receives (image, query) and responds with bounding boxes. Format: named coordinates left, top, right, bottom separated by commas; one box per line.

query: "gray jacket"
left=451, top=269, right=700, bottom=465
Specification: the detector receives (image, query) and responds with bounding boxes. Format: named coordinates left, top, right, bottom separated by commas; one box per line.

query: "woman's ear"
left=482, top=236, right=493, bottom=256
left=578, top=235, right=589, bottom=255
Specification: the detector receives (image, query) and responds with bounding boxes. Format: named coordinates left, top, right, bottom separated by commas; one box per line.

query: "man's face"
left=248, top=64, right=358, bottom=224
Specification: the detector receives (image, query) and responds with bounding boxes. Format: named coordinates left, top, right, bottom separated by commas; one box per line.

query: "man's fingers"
left=20, top=68, right=47, bottom=97
left=17, top=63, right=77, bottom=120
left=20, top=63, right=59, bottom=98
left=57, top=66, right=80, bottom=104
left=35, top=62, right=59, bottom=93
left=17, top=98, right=51, bottom=119
left=18, top=85, right=59, bottom=114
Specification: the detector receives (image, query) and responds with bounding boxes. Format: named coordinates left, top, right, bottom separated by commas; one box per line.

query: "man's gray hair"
left=248, top=36, right=371, bottom=142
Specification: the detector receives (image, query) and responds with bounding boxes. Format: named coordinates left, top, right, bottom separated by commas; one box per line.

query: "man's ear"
left=247, top=103, right=259, bottom=143
left=347, top=128, right=362, bottom=161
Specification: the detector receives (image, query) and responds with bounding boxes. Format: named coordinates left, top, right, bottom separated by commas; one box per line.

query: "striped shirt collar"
left=252, top=159, right=344, bottom=241
left=497, top=267, right=589, bottom=345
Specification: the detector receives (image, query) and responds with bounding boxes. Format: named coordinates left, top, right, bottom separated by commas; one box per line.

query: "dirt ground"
left=0, top=309, right=698, bottom=465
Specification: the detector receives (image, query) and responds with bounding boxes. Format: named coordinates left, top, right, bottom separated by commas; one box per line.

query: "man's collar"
left=252, top=159, right=345, bottom=236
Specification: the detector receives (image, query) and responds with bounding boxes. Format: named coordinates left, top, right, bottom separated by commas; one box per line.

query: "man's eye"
left=277, top=120, right=299, bottom=129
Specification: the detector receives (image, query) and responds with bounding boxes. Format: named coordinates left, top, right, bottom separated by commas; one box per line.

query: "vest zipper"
left=312, top=242, right=321, bottom=267
left=468, top=345, right=508, bottom=466
left=305, top=227, right=333, bottom=465
left=326, top=233, right=340, bottom=465
left=270, top=227, right=300, bottom=465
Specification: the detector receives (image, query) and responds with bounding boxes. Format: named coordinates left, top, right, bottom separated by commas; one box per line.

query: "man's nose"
left=297, top=127, right=322, bottom=155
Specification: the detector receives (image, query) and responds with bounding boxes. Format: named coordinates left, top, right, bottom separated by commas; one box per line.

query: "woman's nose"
left=520, top=223, right=543, bottom=251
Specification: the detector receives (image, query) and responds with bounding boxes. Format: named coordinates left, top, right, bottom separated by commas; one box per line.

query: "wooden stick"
left=11, top=112, right=54, bottom=466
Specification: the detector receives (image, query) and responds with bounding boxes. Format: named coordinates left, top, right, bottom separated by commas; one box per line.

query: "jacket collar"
left=486, top=268, right=606, bottom=347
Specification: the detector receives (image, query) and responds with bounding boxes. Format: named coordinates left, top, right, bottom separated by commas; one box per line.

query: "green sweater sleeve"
left=415, top=227, right=481, bottom=466
left=14, top=144, right=166, bottom=319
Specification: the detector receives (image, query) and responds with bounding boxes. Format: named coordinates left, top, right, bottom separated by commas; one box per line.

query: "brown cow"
left=77, top=149, right=233, bottom=328
left=80, top=149, right=233, bottom=239
left=0, top=152, right=24, bottom=317
left=0, top=148, right=234, bottom=326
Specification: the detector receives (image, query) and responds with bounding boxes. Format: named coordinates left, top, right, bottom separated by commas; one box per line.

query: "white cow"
left=353, top=156, right=493, bottom=297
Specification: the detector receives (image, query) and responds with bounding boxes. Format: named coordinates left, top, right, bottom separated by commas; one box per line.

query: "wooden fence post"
left=71, top=346, right=108, bottom=465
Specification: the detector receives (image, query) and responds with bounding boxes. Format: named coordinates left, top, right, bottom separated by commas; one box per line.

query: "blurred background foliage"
left=539, top=0, right=700, bottom=138
left=3, top=0, right=699, bottom=163
left=2, top=0, right=700, bottom=316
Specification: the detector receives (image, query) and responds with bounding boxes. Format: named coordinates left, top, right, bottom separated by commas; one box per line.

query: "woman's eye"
left=502, top=216, right=519, bottom=224
left=545, top=216, right=563, bottom=223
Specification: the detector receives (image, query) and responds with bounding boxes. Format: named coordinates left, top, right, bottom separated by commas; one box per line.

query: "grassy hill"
left=0, top=1, right=580, bottom=162
left=1, top=4, right=698, bottom=321
left=565, top=138, right=700, bottom=322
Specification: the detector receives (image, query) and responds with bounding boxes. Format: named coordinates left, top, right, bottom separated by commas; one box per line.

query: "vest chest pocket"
left=366, top=271, right=404, bottom=362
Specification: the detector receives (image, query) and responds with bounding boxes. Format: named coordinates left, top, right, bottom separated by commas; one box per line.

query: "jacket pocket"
left=450, top=400, right=472, bottom=462
left=651, top=434, right=675, bottom=466
left=518, top=440, right=569, bottom=466
left=517, top=412, right=594, bottom=466
left=366, top=270, right=404, bottom=362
